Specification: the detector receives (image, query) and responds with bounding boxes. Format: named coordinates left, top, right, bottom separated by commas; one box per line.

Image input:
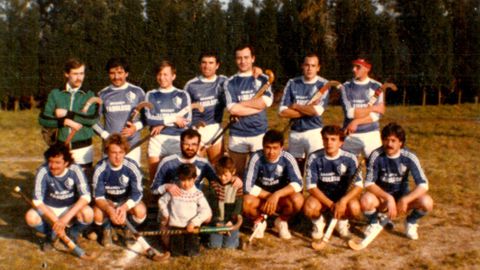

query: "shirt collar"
left=353, top=77, right=371, bottom=85
left=111, top=82, right=130, bottom=90
left=199, top=75, right=217, bottom=83
left=66, top=83, right=81, bottom=93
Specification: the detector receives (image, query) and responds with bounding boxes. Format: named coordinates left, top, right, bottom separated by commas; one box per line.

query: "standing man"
left=225, top=44, right=273, bottom=177
left=39, top=58, right=99, bottom=178
left=279, top=53, right=329, bottom=172
left=92, top=133, right=146, bottom=247
left=243, top=130, right=304, bottom=240
left=340, top=58, right=384, bottom=158
left=360, top=122, right=433, bottom=241
left=25, top=143, right=93, bottom=250
left=93, top=57, right=146, bottom=165
left=145, top=60, right=192, bottom=181
left=184, top=52, right=228, bottom=164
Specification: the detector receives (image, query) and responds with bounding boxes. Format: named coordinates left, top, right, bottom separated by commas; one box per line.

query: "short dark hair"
left=381, top=122, right=406, bottom=145
left=199, top=51, right=220, bottom=63
left=180, top=128, right=201, bottom=143
left=105, top=57, right=130, bottom=73
left=104, top=133, right=130, bottom=154
left=321, top=125, right=345, bottom=141
left=263, top=129, right=284, bottom=146
left=234, top=44, right=255, bottom=57
left=215, top=156, right=236, bottom=175
left=64, top=58, right=85, bottom=73
left=154, top=60, right=176, bottom=75
left=177, top=163, right=197, bottom=181
left=44, top=143, right=74, bottom=165
left=304, top=53, right=320, bottom=63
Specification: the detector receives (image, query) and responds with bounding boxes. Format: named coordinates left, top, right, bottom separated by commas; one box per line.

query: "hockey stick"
left=12, top=186, right=96, bottom=260
left=201, top=116, right=239, bottom=150
left=123, top=219, right=170, bottom=261
left=248, top=214, right=268, bottom=243
left=124, top=101, right=153, bottom=128
left=64, top=97, right=103, bottom=145
left=311, top=218, right=337, bottom=251
left=253, top=70, right=275, bottom=99
left=138, top=215, right=243, bottom=236
left=127, top=102, right=204, bottom=154
left=347, top=224, right=383, bottom=251
left=352, top=82, right=398, bottom=119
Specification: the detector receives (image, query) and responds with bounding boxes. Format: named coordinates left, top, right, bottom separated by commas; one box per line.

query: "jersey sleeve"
left=406, top=152, right=429, bottom=190
left=144, top=91, right=167, bottom=127
left=38, top=90, right=63, bottom=128
left=284, top=153, right=303, bottom=192
left=33, top=167, right=49, bottom=205
left=151, top=159, right=170, bottom=195
left=260, top=75, right=273, bottom=107
left=92, top=163, right=107, bottom=200
left=126, top=161, right=144, bottom=207
left=365, top=150, right=381, bottom=187
left=71, top=165, right=91, bottom=203
left=305, top=153, right=320, bottom=190
left=279, top=79, right=293, bottom=113
left=340, top=83, right=355, bottom=119
left=244, top=153, right=262, bottom=196
left=224, top=79, right=239, bottom=110
left=346, top=155, right=363, bottom=187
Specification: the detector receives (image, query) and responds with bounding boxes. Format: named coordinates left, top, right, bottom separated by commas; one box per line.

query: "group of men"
left=28, top=44, right=433, bottom=259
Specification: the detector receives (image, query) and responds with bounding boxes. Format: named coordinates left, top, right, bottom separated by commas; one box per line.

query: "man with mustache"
left=360, top=122, right=433, bottom=241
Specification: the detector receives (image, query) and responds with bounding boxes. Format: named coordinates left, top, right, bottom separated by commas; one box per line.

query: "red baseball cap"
left=352, top=58, right=372, bottom=69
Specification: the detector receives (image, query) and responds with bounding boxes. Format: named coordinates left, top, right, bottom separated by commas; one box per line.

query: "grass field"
left=0, top=104, right=479, bottom=269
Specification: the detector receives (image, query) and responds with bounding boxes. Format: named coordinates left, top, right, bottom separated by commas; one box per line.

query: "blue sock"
left=364, top=210, right=378, bottom=224
left=70, top=221, right=89, bottom=242
left=102, top=220, right=112, bottom=230
left=33, top=222, right=48, bottom=235
left=407, top=209, right=426, bottom=224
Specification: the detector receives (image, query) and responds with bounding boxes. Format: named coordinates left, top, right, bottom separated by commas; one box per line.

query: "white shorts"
left=343, top=130, right=382, bottom=157
left=197, top=123, right=222, bottom=145
left=148, top=134, right=181, bottom=158
left=46, top=205, right=70, bottom=219
left=71, top=145, right=93, bottom=164
left=288, top=128, right=323, bottom=158
left=228, top=134, right=264, bottom=154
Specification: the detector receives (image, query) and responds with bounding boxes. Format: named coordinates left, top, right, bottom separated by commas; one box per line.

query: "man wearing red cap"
left=340, top=58, right=384, bottom=158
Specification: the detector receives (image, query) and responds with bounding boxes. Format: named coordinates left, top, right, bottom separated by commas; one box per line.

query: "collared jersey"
left=92, top=157, right=143, bottom=204
left=305, top=149, right=362, bottom=201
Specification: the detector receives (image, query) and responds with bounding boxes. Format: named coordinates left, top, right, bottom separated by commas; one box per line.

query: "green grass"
left=0, top=104, right=479, bottom=269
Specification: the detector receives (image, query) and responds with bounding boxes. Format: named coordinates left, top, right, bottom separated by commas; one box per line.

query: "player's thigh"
left=76, top=205, right=94, bottom=222
left=360, top=191, right=381, bottom=211
left=288, top=131, right=308, bottom=158
left=303, top=195, right=322, bottom=217
left=360, top=131, right=382, bottom=158
left=243, top=194, right=262, bottom=210
left=304, top=128, right=323, bottom=155
left=278, top=192, right=304, bottom=211
left=148, top=134, right=180, bottom=158
left=198, top=123, right=221, bottom=145
left=129, top=201, right=147, bottom=219
left=126, top=146, right=141, bottom=165
left=229, top=134, right=264, bottom=153
left=407, top=194, right=434, bottom=212
left=346, top=197, right=362, bottom=218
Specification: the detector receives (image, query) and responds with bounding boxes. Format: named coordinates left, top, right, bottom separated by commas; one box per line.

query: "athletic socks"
left=406, top=209, right=426, bottom=224
left=364, top=210, right=379, bottom=224
left=69, top=221, right=90, bottom=242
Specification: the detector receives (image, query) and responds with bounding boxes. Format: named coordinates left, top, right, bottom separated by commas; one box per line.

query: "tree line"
left=0, top=0, right=478, bottom=107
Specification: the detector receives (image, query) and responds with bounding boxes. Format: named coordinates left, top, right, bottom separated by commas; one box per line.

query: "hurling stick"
left=12, top=186, right=95, bottom=260
left=311, top=218, right=337, bottom=250
left=252, top=70, right=275, bottom=99
left=65, top=97, right=103, bottom=145
left=124, top=219, right=170, bottom=261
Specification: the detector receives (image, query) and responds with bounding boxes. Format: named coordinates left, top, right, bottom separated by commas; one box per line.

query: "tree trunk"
left=422, top=87, right=427, bottom=106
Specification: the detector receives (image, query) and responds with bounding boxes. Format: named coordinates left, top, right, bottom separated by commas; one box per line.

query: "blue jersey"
left=151, top=154, right=218, bottom=195
left=244, top=150, right=303, bottom=195
left=305, top=149, right=362, bottom=202
left=92, top=157, right=143, bottom=205
left=184, top=75, right=227, bottom=126
left=279, top=76, right=329, bottom=132
left=225, top=73, right=273, bottom=137
left=33, top=164, right=90, bottom=208
left=340, top=78, right=382, bottom=133
left=365, top=147, right=429, bottom=198
left=94, top=83, right=145, bottom=143
left=145, top=87, right=192, bottom=136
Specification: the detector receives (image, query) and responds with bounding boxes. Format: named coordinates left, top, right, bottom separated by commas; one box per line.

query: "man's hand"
left=232, top=177, right=243, bottom=189
left=115, top=204, right=128, bottom=225
left=334, top=199, right=347, bottom=219
left=386, top=195, right=398, bottom=219
left=397, top=197, right=409, bottom=216
left=175, top=117, right=189, bottom=128
left=345, top=120, right=358, bottom=134
left=64, top=118, right=83, bottom=131
left=106, top=205, right=121, bottom=225
left=186, top=222, right=196, bottom=233
left=55, top=108, right=68, bottom=118
left=252, top=66, right=263, bottom=78
left=121, top=121, right=137, bottom=138
left=262, top=193, right=280, bottom=215
left=52, top=216, right=68, bottom=237
left=150, top=125, right=164, bottom=136
left=165, top=183, right=182, bottom=197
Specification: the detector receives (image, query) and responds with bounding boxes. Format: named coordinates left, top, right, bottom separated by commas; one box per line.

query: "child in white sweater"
left=158, top=163, right=212, bottom=256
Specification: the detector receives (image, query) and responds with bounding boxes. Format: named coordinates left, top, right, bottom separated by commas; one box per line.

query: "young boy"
left=208, top=156, right=243, bottom=249
left=158, top=163, right=212, bottom=256
left=303, top=125, right=363, bottom=240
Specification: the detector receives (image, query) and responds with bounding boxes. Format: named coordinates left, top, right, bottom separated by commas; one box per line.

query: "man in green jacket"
left=39, top=58, right=99, bottom=180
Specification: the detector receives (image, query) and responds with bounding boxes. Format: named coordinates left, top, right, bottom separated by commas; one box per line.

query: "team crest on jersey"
left=65, top=177, right=74, bottom=189
left=337, top=164, right=347, bottom=175
left=400, top=164, right=407, bottom=175
left=275, top=165, right=284, bottom=176
left=255, top=79, right=262, bottom=90
left=126, top=92, right=136, bottom=103
left=119, top=175, right=129, bottom=186
left=195, top=167, right=201, bottom=180
left=174, top=97, right=182, bottom=109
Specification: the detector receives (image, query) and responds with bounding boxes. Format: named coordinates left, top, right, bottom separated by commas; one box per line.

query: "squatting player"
left=303, top=125, right=362, bottom=240
left=93, top=57, right=146, bottom=165
left=243, top=130, right=304, bottom=240
left=145, top=60, right=192, bottom=181
left=279, top=53, right=329, bottom=172
left=360, top=122, right=433, bottom=240
left=25, top=143, right=93, bottom=251
left=340, top=58, right=384, bottom=157
left=184, top=52, right=228, bottom=164
left=225, top=44, right=273, bottom=176
left=92, top=133, right=146, bottom=247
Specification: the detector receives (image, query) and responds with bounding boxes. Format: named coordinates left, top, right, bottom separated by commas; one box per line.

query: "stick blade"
left=79, top=251, right=100, bottom=261
left=311, top=240, right=328, bottom=251
left=348, top=239, right=365, bottom=251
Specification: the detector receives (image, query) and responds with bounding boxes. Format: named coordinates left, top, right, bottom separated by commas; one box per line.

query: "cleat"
left=311, top=215, right=326, bottom=240
left=336, top=219, right=351, bottom=239
left=252, top=218, right=267, bottom=239
left=405, top=221, right=419, bottom=240
left=274, top=218, right=291, bottom=240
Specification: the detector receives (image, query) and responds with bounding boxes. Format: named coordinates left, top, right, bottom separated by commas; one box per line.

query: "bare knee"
left=360, top=193, right=379, bottom=211
left=347, top=199, right=362, bottom=219
left=418, top=194, right=434, bottom=212
left=303, top=197, right=321, bottom=219
left=242, top=195, right=260, bottom=217
left=25, top=209, right=42, bottom=227
left=131, top=202, right=147, bottom=220
left=77, top=206, right=93, bottom=224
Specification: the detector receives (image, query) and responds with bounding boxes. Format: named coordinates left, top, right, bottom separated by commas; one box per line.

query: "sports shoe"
left=147, top=249, right=170, bottom=262
left=364, top=222, right=382, bottom=238
left=252, top=218, right=267, bottom=239
left=405, top=221, right=419, bottom=240
left=274, top=217, right=292, bottom=240
left=336, top=219, right=351, bottom=239
left=378, top=213, right=395, bottom=230
left=311, top=215, right=326, bottom=240
left=102, top=228, right=113, bottom=247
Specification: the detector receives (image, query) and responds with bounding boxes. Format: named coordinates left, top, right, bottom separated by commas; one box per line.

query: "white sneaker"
left=253, top=219, right=267, bottom=239
left=311, top=215, right=326, bottom=240
left=336, top=219, right=351, bottom=238
left=364, top=222, right=383, bottom=237
left=405, top=221, right=419, bottom=240
left=274, top=218, right=292, bottom=240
